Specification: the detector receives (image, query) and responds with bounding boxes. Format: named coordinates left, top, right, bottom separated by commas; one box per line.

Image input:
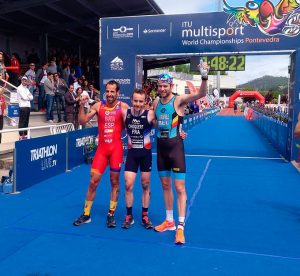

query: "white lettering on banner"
left=110, top=56, right=124, bottom=71
left=182, top=25, right=245, bottom=39
left=112, top=26, right=134, bottom=39
left=31, top=145, right=58, bottom=161
left=182, top=37, right=244, bottom=46
left=143, top=28, right=166, bottom=34
left=103, top=79, right=131, bottom=85
left=76, top=136, right=95, bottom=147
left=182, top=21, right=192, bottom=28
left=41, top=157, right=57, bottom=171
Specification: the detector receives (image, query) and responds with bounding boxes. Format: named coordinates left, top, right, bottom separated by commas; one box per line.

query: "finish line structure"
left=99, top=7, right=300, bottom=161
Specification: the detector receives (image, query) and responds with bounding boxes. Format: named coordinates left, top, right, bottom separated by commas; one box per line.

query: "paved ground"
left=217, top=107, right=244, bottom=116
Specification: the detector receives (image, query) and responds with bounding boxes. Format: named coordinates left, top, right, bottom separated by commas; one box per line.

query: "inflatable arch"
left=228, top=90, right=265, bottom=108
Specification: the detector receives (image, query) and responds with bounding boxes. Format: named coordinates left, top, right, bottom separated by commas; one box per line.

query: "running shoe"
left=73, top=214, right=91, bottom=226
left=154, top=220, right=176, bottom=232
left=175, top=228, right=185, bottom=244
left=142, top=216, right=153, bottom=229
left=121, top=215, right=134, bottom=229
left=106, top=214, right=116, bottom=228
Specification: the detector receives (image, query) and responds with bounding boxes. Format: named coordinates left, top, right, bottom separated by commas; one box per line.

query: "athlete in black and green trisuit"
left=153, top=62, right=209, bottom=244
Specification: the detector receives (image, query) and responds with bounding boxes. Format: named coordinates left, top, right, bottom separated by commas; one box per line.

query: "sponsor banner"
left=102, top=10, right=300, bottom=54
left=15, top=133, right=67, bottom=191
left=135, top=56, right=143, bottom=89
left=101, top=53, right=136, bottom=105
left=7, top=104, right=20, bottom=126
left=288, top=52, right=300, bottom=161
left=7, top=104, right=19, bottom=118
left=68, top=128, right=98, bottom=169
left=252, top=110, right=288, bottom=158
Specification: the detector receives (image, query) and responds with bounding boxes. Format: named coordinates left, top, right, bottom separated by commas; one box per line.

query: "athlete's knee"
left=89, top=175, right=100, bottom=191
left=125, top=183, right=134, bottom=193
left=175, top=184, right=186, bottom=195
left=141, top=181, right=150, bottom=191
left=161, top=181, right=171, bottom=191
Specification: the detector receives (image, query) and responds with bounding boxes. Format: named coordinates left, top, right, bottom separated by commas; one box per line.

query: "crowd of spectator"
left=0, top=48, right=100, bottom=130
left=251, top=103, right=288, bottom=123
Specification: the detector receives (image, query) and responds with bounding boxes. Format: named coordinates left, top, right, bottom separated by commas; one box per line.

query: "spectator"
left=0, top=51, right=9, bottom=87
left=36, top=62, right=48, bottom=112
left=0, top=87, right=6, bottom=143
left=74, top=87, right=84, bottom=129
left=9, top=53, right=21, bottom=87
left=17, top=76, right=33, bottom=139
left=73, top=77, right=83, bottom=92
left=25, top=63, right=37, bottom=111
left=87, top=84, right=100, bottom=104
left=294, top=112, right=300, bottom=139
left=44, top=72, right=55, bottom=123
left=233, top=101, right=238, bottom=115
left=47, top=59, right=57, bottom=74
left=57, top=60, right=63, bottom=77
left=193, top=101, right=199, bottom=113
left=62, top=63, right=70, bottom=84
left=64, top=84, right=80, bottom=126
left=68, top=68, right=76, bottom=86
left=75, top=61, right=82, bottom=79
left=54, top=73, right=67, bottom=123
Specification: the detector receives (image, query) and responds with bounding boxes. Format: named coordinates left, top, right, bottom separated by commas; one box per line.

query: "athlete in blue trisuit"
left=153, top=61, right=209, bottom=244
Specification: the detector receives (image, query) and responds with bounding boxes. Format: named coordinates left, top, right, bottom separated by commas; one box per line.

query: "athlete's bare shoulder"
left=121, top=101, right=130, bottom=110
left=120, top=101, right=129, bottom=120
left=153, top=97, right=160, bottom=111
left=147, top=109, right=157, bottom=125
left=92, top=101, right=101, bottom=113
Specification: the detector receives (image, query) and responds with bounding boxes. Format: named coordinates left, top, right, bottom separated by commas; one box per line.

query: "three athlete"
left=73, top=61, right=208, bottom=244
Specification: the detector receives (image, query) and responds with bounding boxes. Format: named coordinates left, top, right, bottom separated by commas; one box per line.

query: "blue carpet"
left=1, top=116, right=300, bottom=275
left=184, top=116, right=281, bottom=158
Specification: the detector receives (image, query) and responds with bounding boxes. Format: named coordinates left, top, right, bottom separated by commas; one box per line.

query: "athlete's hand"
left=179, top=131, right=188, bottom=140
left=80, top=95, right=89, bottom=105
left=197, top=60, right=209, bottom=79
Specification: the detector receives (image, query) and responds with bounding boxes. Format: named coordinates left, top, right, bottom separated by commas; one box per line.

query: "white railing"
left=0, top=78, right=17, bottom=100
left=1, top=78, right=18, bottom=124
left=0, top=123, right=75, bottom=139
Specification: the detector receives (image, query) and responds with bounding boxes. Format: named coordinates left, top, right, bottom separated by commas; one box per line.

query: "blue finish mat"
left=1, top=116, right=300, bottom=275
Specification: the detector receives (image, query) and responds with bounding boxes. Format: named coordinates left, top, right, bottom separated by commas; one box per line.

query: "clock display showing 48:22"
left=201, top=55, right=245, bottom=71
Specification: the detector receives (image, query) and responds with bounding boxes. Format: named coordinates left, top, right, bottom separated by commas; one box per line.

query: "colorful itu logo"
left=223, top=0, right=300, bottom=37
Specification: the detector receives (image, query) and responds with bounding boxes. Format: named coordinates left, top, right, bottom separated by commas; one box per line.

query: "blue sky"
left=155, top=0, right=290, bottom=84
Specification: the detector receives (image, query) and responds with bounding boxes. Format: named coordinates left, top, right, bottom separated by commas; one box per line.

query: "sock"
left=166, top=210, right=174, bottom=222
left=83, top=200, right=93, bottom=216
left=178, top=216, right=185, bottom=229
left=108, top=200, right=117, bottom=216
left=126, top=206, right=133, bottom=216
left=142, top=207, right=148, bottom=217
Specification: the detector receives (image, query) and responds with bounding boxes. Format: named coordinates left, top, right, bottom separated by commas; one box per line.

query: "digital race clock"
left=190, top=55, right=245, bottom=71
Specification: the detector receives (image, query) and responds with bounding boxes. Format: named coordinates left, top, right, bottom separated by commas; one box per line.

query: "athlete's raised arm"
left=79, top=95, right=99, bottom=125
left=176, top=61, right=209, bottom=107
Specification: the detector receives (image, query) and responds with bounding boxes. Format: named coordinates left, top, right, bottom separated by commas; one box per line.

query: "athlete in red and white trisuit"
left=73, top=80, right=129, bottom=228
